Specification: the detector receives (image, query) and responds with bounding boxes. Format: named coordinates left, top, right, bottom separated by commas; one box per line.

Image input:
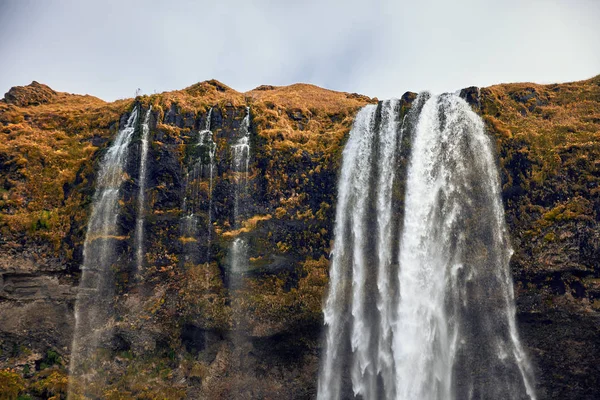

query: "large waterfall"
left=318, top=94, right=535, bottom=400
left=68, top=108, right=140, bottom=396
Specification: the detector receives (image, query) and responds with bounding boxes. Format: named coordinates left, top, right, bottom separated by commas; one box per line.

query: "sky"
left=0, top=0, right=599, bottom=102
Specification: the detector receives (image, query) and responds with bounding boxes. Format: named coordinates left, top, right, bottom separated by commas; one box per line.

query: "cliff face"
left=0, top=76, right=599, bottom=398
left=476, top=78, right=600, bottom=399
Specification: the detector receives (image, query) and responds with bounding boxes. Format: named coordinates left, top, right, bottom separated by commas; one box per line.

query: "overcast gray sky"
left=1, top=0, right=599, bottom=101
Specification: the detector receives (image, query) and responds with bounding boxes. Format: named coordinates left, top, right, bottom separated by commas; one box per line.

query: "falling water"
left=317, top=100, right=401, bottom=400
left=318, top=94, right=535, bottom=400
left=231, top=107, right=251, bottom=209
left=181, top=107, right=216, bottom=251
left=204, top=107, right=216, bottom=255
left=230, top=237, right=249, bottom=274
left=232, top=107, right=250, bottom=173
left=230, top=107, right=251, bottom=276
left=68, top=108, right=139, bottom=397
left=134, top=107, right=152, bottom=274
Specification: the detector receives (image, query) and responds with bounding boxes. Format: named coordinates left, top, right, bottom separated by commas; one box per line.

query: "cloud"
left=0, top=0, right=598, bottom=101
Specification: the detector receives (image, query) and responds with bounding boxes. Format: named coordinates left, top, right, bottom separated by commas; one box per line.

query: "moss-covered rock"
left=1, top=76, right=599, bottom=398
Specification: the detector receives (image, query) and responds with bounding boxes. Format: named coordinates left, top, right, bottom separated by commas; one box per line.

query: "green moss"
left=544, top=232, right=556, bottom=242
left=542, top=197, right=592, bottom=222
left=40, top=350, right=61, bottom=371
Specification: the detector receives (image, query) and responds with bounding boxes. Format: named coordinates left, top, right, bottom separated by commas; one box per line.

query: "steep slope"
left=478, top=76, right=600, bottom=399
left=0, top=80, right=374, bottom=398
left=0, top=76, right=598, bottom=398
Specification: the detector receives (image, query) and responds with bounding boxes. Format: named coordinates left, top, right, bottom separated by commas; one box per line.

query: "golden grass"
left=231, top=256, right=329, bottom=336
left=247, top=82, right=375, bottom=154
left=0, top=84, right=130, bottom=249
left=482, top=75, right=600, bottom=184
left=3, top=74, right=598, bottom=276
left=0, top=79, right=374, bottom=252
left=221, top=214, right=272, bottom=239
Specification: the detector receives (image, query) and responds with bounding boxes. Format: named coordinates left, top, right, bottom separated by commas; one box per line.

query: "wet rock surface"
left=1, top=77, right=600, bottom=398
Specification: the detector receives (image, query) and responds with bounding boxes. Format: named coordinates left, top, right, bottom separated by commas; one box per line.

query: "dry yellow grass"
left=221, top=214, right=272, bottom=239
left=4, top=75, right=597, bottom=261
left=247, top=82, right=375, bottom=154
left=482, top=75, right=600, bottom=184
left=0, top=83, right=129, bottom=248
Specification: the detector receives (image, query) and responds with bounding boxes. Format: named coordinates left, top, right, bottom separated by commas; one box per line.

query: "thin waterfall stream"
left=204, top=107, right=216, bottom=260
left=181, top=107, right=216, bottom=263
left=318, top=93, right=535, bottom=400
left=68, top=108, right=140, bottom=398
left=230, top=107, right=251, bottom=275
left=134, top=107, right=152, bottom=274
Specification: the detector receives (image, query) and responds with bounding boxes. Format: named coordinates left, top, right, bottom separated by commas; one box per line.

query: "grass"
left=3, top=75, right=600, bottom=397
left=0, top=83, right=130, bottom=251
left=481, top=74, right=600, bottom=282
left=482, top=75, right=600, bottom=186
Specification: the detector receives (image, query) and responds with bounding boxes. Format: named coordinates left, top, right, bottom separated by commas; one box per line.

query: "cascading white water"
left=204, top=107, right=216, bottom=254
left=230, top=237, right=249, bottom=274
left=394, top=94, right=535, bottom=400
left=373, top=99, right=402, bottom=400
left=318, top=103, right=377, bottom=400
left=134, top=107, right=152, bottom=273
left=181, top=107, right=216, bottom=248
left=230, top=107, right=251, bottom=275
left=231, top=108, right=250, bottom=181
left=68, top=107, right=139, bottom=397
left=205, top=106, right=213, bottom=131
left=318, top=94, right=535, bottom=400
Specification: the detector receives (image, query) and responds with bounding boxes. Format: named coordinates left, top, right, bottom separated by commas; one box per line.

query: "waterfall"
left=373, top=99, right=402, bottom=399
left=230, top=107, right=250, bottom=276
left=318, top=103, right=377, bottom=400
left=181, top=107, right=216, bottom=257
left=68, top=107, right=139, bottom=396
left=230, top=237, right=249, bottom=274
left=232, top=107, right=250, bottom=171
left=204, top=107, right=216, bottom=258
left=318, top=94, right=535, bottom=400
left=134, top=107, right=152, bottom=273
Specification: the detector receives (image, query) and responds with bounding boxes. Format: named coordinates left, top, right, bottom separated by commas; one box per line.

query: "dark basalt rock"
left=3, top=81, right=57, bottom=107
left=400, top=90, right=418, bottom=104
left=181, top=324, right=206, bottom=353
left=253, top=85, right=276, bottom=91
left=164, top=103, right=185, bottom=127
left=1, top=77, right=600, bottom=398
left=459, top=86, right=481, bottom=109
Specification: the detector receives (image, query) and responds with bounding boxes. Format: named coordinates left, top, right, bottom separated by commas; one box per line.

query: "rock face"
left=3, top=81, right=57, bottom=107
left=1, top=76, right=600, bottom=398
left=474, top=80, right=600, bottom=400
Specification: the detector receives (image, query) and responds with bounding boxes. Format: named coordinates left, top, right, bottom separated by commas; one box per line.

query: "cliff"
left=0, top=76, right=599, bottom=399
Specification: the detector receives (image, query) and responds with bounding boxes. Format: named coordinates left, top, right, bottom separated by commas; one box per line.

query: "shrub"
left=0, top=369, right=25, bottom=400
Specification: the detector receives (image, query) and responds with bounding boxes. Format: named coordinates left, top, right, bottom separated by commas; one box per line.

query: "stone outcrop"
left=3, top=81, right=57, bottom=107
